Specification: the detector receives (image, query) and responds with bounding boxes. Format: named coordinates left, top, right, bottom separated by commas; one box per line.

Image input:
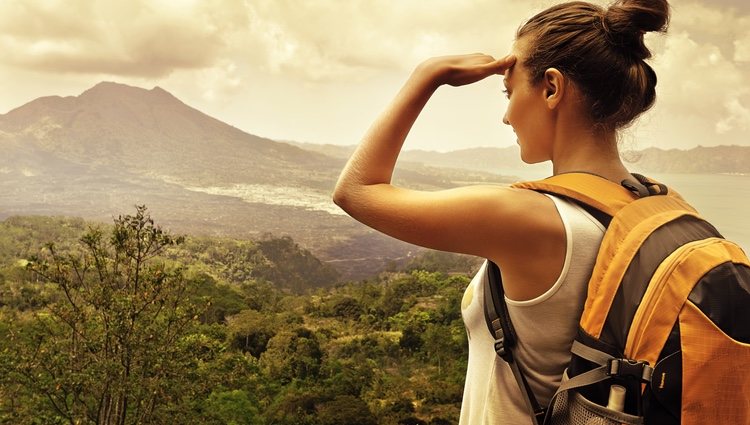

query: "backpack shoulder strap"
left=483, top=261, right=547, bottom=425
left=511, top=172, right=641, bottom=217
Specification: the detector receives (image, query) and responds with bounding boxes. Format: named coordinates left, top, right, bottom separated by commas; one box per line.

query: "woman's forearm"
left=332, top=63, right=439, bottom=206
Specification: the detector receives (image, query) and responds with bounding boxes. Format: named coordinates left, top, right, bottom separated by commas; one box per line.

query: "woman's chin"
left=519, top=150, right=548, bottom=165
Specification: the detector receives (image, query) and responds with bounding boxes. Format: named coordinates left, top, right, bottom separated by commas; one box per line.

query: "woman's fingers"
left=499, top=54, right=517, bottom=71
left=445, top=54, right=516, bottom=86
left=415, top=53, right=517, bottom=87
left=483, top=54, right=517, bottom=75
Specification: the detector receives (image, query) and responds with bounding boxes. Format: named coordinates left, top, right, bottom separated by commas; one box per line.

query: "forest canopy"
left=0, top=207, right=476, bottom=425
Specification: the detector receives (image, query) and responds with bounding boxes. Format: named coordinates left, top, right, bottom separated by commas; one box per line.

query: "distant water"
left=508, top=168, right=750, bottom=252
left=649, top=173, right=749, bottom=252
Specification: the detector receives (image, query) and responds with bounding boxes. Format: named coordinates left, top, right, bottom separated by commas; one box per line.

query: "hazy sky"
left=1, top=0, right=749, bottom=152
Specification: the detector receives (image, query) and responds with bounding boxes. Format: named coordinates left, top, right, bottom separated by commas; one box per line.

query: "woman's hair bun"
left=603, top=0, right=670, bottom=59
left=517, top=0, right=671, bottom=129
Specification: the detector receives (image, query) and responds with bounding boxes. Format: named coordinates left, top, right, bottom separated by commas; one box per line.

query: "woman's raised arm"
left=332, top=54, right=565, bottom=297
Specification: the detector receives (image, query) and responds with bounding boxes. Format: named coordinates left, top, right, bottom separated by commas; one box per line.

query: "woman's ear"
left=543, top=68, right=565, bottom=109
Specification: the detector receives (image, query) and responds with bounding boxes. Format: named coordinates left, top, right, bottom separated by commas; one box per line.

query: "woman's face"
left=502, top=37, right=554, bottom=164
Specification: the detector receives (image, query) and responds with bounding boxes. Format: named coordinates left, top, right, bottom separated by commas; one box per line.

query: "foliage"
left=260, top=327, right=323, bottom=384
left=187, top=271, right=247, bottom=324
left=226, top=308, right=279, bottom=357
left=255, top=235, right=340, bottom=292
left=170, top=234, right=340, bottom=294
left=202, top=390, right=262, bottom=425
left=400, top=250, right=481, bottom=275
left=0, top=211, right=480, bottom=424
left=4, top=207, right=211, bottom=424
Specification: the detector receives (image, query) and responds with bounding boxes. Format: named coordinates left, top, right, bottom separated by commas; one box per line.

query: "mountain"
left=403, top=145, right=750, bottom=175
left=0, top=82, right=341, bottom=189
left=0, top=82, right=509, bottom=280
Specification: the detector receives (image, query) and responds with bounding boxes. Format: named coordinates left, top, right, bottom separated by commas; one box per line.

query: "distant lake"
left=508, top=168, right=749, bottom=252
left=649, top=173, right=749, bottom=252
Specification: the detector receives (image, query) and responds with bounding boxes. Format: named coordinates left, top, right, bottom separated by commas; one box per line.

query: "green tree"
left=187, top=272, right=247, bottom=324
left=260, top=327, right=323, bottom=384
left=316, top=395, right=377, bottom=425
left=399, top=324, right=424, bottom=352
left=402, top=250, right=480, bottom=275
left=255, top=236, right=340, bottom=292
left=8, top=206, right=209, bottom=424
left=202, top=390, right=262, bottom=425
left=226, top=308, right=279, bottom=357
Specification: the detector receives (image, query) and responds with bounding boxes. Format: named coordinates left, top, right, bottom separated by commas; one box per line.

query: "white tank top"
left=459, top=195, right=605, bottom=425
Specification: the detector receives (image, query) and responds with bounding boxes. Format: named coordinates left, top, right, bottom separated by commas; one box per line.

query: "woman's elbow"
left=332, top=183, right=352, bottom=212
left=333, top=181, right=370, bottom=218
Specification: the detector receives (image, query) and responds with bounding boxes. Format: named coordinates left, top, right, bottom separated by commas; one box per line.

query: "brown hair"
left=517, top=0, right=670, bottom=130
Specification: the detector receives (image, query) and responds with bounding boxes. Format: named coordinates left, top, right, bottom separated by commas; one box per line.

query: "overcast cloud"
left=0, top=0, right=748, bottom=151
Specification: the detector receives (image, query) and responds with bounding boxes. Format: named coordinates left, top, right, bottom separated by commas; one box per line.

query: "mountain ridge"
left=293, top=142, right=750, bottom=175
left=0, top=82, right=508, bottom=279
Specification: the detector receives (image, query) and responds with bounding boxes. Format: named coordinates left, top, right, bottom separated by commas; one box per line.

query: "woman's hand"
left=416, top=53, right=516, bottom=88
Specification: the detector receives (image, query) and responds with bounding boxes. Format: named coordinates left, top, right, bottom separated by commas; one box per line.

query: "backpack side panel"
left=599, top=215, right=720, bottom=350
left=680, top=254, right=750, bottom=424
left=625, top=238, right=747, bottom=365
left=679, top=300, right=750, bottom=424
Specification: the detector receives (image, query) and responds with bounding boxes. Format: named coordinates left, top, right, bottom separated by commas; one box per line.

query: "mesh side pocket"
left=546, top=390, right=643, bottom=425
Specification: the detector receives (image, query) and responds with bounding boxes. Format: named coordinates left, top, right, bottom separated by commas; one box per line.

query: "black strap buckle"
left=534, top=407, right=547, bottom=423
left=494, top=336, right=513, bottom=362
left=607, top=358, right=654, bottom=383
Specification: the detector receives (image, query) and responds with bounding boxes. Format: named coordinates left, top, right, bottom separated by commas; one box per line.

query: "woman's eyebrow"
left=504, top=65, right=514, bottom=81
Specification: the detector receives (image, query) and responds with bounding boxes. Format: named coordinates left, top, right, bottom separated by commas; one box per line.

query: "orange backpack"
left=484, top=173, right=750, bottom=425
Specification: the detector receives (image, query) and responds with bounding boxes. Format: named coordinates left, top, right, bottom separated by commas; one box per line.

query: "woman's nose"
left=502, top=112, right=510, bottom=126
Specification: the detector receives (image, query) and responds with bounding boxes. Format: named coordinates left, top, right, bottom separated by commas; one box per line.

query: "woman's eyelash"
left=502, top=89, right=511, bottom=98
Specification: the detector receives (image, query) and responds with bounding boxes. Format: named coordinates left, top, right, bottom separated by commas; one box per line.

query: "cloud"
left=188, top=59, right=242, bottom=102
left=0, top=0, right=247, bottom=78
left=716, top=99, right=750, bottom=134
left=648, top=2, right=750, bottom=137
left=0, top=0, right=600, bottom=82
left=734, top=30, right=750, bottom=62
left=238, top=0, right=540, bottom=81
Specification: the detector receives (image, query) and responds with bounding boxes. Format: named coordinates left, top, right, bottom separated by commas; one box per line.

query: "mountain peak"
left=80, top=81, right=180, bottom=104
left=0, top=81, right=190, bottom=133
left=0, top=80, right=334, bottom=187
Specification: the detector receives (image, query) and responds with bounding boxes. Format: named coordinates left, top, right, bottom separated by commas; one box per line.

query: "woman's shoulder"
left=477, top=185, right=565, bottom=243
left=480, top=187, right=569, bottom=301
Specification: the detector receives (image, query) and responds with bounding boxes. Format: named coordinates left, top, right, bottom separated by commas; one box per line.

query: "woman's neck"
left=550, top=128, right=633, bottom=183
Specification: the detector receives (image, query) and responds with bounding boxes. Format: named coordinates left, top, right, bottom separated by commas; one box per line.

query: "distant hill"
left=624, top=146, right=750, bottom=174
left=291, top=142, right=551, bottom=179
left=294, top=142, right=750, bottom=176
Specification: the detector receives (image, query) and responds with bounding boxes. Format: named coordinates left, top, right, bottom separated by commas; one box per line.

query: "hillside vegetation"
left=0, top=207, right=477, bottom=425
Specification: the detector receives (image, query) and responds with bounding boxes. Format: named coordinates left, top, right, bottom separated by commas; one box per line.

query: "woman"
left=333, top=0, right=670, bottom=423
